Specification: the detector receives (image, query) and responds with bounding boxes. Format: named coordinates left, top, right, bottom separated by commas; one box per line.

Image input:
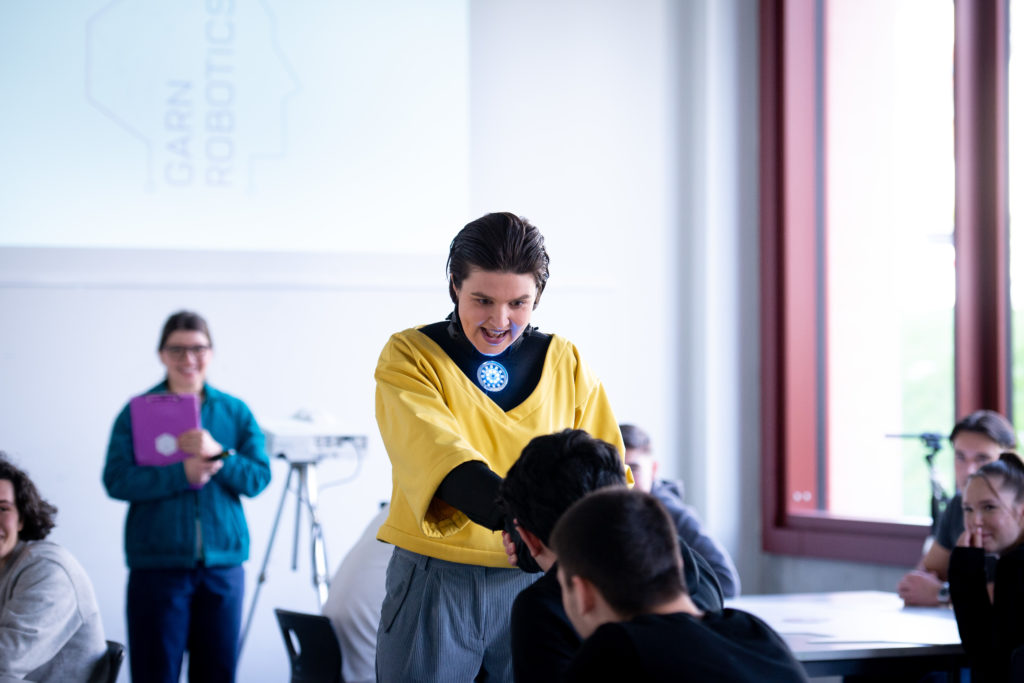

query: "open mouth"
left=482, top=328, right=509, bottom=344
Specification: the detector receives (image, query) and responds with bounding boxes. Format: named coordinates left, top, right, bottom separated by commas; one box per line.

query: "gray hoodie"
left=0, top=540, right=107, bottom=683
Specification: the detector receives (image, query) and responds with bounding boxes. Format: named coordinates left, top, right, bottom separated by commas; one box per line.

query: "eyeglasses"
left=163, top=345, right=211, bottom=359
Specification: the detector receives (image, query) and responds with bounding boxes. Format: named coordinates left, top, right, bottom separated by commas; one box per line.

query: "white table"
left=726, top=591, right=967, bottom=679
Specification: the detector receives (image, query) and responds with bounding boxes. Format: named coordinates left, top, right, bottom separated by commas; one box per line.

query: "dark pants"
left=127, top=565, right=245, bottom=683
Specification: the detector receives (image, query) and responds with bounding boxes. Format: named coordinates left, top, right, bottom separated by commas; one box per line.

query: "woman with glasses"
left=103, top=310, right=271, bottom=683
left=373, top=213, right=625, bottom=682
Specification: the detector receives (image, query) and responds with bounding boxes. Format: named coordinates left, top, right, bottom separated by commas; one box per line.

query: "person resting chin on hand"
left=948, top=453, right=1024, bottom=683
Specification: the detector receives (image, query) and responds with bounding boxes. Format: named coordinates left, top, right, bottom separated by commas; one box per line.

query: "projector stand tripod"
left=239, top=456, right=330, bottom=652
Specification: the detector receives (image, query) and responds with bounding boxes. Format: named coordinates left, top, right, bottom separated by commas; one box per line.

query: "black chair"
left=1011, top=645, right=1024, bottom=681
left=274, top=608, right=344, bottom=683
left=101, top=640, right=125, bottom=683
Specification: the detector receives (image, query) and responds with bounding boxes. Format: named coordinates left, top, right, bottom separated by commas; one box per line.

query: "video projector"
left=262, top=413, right=367, bottom=464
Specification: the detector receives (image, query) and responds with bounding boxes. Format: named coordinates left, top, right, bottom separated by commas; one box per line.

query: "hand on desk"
left=897, top=569, right=944, bottom=606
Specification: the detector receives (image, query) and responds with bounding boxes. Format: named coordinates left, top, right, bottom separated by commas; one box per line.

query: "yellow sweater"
left=375, top=327, right=624, bottom=567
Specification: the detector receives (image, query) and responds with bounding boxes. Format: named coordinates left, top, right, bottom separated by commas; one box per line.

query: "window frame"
left=760, top=0, right=1012, bottom=565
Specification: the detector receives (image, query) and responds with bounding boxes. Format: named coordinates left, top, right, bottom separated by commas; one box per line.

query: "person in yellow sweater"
left=373, top=212, right=625, bottom=682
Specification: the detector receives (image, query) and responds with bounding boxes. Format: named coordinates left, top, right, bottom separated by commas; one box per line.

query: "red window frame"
left=760, top=0, right=1011, bottom=565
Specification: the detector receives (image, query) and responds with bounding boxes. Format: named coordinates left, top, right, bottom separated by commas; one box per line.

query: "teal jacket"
left=103, top=381, right=272, bottom=569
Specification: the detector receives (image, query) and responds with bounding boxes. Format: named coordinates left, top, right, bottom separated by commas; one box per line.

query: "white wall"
left=0, top=2, right=686, bottom=681
left=0, top=2, right=914, bottom=682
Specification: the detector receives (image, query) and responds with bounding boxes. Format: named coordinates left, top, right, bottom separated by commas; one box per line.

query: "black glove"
left=436, top=461, right=505, bottom=531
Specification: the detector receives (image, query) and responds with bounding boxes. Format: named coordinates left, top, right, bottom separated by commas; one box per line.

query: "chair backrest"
left=274, top=608, right=343, bottom=683
left=102, top=640, right=125, bottom=683
left=1012, top=644, right=1024, bottom=681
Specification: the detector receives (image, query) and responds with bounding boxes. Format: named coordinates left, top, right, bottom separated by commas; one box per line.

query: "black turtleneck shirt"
left=425, top=313, right=550, bottom=571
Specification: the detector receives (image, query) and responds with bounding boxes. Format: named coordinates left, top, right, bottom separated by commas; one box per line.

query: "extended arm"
left=898, top=524, right=954, bottom=606
left=375, top=338, right=496, bottom=537
left=436, top=461, right=504, bottom=531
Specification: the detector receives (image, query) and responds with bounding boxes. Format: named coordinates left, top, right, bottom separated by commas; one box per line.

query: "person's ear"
left=516, top=525, right=545, bottom=559
left=571, top=575, right=598, bottom=615
left=449, top=274, right=460, bottom=304
left=1014, top=501, right=1024, bottom=524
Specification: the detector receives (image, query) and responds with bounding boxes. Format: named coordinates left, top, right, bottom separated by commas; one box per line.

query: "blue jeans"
left=127, top=565, right=245, bottom=683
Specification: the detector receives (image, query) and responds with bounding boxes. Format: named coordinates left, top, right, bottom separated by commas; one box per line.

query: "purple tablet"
left=129, top=393, right=201, bottom=466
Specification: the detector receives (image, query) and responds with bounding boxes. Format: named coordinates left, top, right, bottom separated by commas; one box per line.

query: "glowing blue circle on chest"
left=477, top=360, right=509, bottom=392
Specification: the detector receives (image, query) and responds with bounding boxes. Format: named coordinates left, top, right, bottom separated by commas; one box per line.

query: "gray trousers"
left=376, top=546, right=538, bottom=683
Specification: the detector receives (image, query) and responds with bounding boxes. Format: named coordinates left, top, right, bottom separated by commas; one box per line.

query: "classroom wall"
left=0, top=2, right=678, bottom=681
left=0, top=2, right=911, bottom=681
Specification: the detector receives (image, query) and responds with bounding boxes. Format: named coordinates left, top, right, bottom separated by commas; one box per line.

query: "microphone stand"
left=885, top=432, right=948, bottom=535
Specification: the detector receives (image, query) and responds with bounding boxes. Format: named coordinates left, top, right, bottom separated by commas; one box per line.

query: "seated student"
left=499, top=429, right=723, bottom=683
left=0, top=453, right=109, bottom=683
left=898, top=410, right=1016, bottom=607
left=321, top=503, right=392, bottom=683
left=949, top=452, right=1024, bottom=683
left=551, top=488, right=808, bottom=683
left=620, top=423, right=741, bottom=596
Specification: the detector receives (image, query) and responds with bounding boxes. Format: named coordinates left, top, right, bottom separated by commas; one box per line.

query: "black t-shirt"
left=424, top=313, right=552, bottom=539
left=935, top=492, right=964, bottom=550
left=511, top=568, right=577, bottom=683
left=511, top=549, right=725, bottom=683
left=950, top=544, right=1024, bottom=682
left=565, top=609, right=808, bottom=683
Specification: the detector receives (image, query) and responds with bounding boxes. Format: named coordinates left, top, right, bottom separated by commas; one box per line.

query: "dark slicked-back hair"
left=0, top=453, right=57, bottom=541
left=498, top=429, right=625, bottom=547
left=950, top=410, right=1017, bottom=449
left=158, top=310, right=213, bottom=351
left=969, top=452, right=1024, bottom=504
left=619, top=423, right=651, bottom=452
left=551, top=488, right=685, bottom=618
left=447, top=212, right=550, bottom=306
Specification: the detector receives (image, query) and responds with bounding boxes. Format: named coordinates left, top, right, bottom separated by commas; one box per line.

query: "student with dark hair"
left=620, top=422, right=740, bottom=596
left=103, top=310, right=272, bottom=683
left=949, top=452, right=1024, bottom=682
left=899, top=410, right=1017, bottom=606
left=0, top=453, right=109, bottom=682
left=374, top=213, right=624, bottom=682
left=551, top=488, right=808, bottom=683
left=499, top=429, right=723, bottom=683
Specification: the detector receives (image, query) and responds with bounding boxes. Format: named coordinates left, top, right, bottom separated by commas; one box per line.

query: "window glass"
left=1012, top=0, right=1024, bottom=436
left=823, top=0, right=955, bottom=520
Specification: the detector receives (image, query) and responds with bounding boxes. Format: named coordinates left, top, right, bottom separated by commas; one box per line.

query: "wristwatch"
left=937, top=581, right=950, bottom=604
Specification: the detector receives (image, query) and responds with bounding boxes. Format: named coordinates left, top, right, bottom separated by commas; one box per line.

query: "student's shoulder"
left=705, top=609, right=806, bottom=665
left=565, top=622, right=640, bottom=682
left=511, top=570, right=564, bottom=622
left=5, top=541, right=82, bottom=591
left=707, top=607, right=782, bottom=636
